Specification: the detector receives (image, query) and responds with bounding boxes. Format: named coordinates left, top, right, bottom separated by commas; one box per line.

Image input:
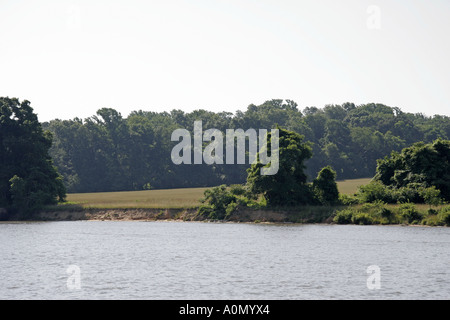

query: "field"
left=66, top=187, right=209, bottom=209
left=66, top=178, right=372, bottom=209
left=336, top=178, right=372, bottom=195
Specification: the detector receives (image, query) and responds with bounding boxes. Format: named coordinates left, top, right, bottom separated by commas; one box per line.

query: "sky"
left=0, top=0, right=449, bottom=122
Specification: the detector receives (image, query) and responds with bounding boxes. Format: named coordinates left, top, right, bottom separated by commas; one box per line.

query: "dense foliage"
left=198, top=127, right=341, bottom=219
left=374, top=139, right=450, bottom=200
left=333, top=201, right=450, bottom=226
left=197, top=184, right=257, bottom=220
left=357, top=139, right=450, bottom=204
left=312, top=166, right=339, bottom=205
left=246, top=127, right=314, bottom=206
left=0, top=97, right=66, bottom=217
left=42, top=99, right=450, bottom=193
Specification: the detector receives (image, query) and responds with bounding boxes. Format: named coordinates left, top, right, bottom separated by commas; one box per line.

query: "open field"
left=336, top=178, right=372, bottom=195
left=66, top=178, right=372, bottom=209
left=66, top=187, right=209, bottom=209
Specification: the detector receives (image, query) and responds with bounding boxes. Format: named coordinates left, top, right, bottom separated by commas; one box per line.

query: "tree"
left=246, top=127, right=314, bottom=206
left=0, top=97, right=66, bottom=217
left=421, top=186, right=442, bottom=209
left=313, top=166, right=339, bottom=205
left=374, top=139, right=450, bottom=201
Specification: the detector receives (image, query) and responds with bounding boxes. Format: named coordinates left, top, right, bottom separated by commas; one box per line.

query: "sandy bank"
left=32, top=207, right=321, bottom=223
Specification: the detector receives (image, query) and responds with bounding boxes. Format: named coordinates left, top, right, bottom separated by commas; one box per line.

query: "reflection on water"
left=0, top=221, right=449, bottom=299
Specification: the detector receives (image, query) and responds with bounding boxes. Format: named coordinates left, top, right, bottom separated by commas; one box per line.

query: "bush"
left=356, top=181, right=445, bottom=205
left=197, top=204, right=214, bottom=218
left=225, top=202, right=238, bottom=217
left=197, top=184, right=258, bottom=220
left=333, top=209, right=354, bottom=224
left=198, top=185, right=238, bottom=220
left=422, top=214, right=442, bottom=226
left=398, top=203, right=423, bottom=224
left=357, top=181, right=394, bottom=203
left=420, top=186, right=442, bottom=207
left=376, top=207, right=396, bottom=224
left=229, top=184, right=247, bottom=196
left=438, top=206, right=450, bottom=226
left=351, top=212, right=374, bottom=225
left=356, top=201, right=393, bottom=224
left=379, top=207, right=394, bottom=219
left=360, top=200, right=386, bottom=212
left=393, top=187, right=422, bottom=204
left=339, top=194, right=359, bottom=205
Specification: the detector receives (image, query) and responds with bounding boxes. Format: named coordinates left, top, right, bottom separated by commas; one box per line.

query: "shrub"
left=351, top=212, right=374, bottom=225
left=360, top=200, right=386, bottom=212
left=379, top=207, right=393, bottom=219
left=438, top=206, right=450, bottom=226
left=225, top=202, right=238, bottom=217
left=357, top=181, right=394, bottom=203
left=422, top=214, right=443, bottom=226
left=394, top=187, right=422, bottom=204
left=398, top=203, right=423, bottom=224
left=229, top=184, right=247, bottom=196
left=420, top=186, right=442, bottom=207
left=197, top=184, right=257, bottom=220
left=356, top=181, right=445, bottom=205
left=198, top=185, right=237, bottom=220
left=339, top=194, right=359, bottom=205
left=377, top=207, right=396, bottom=224
left=197, top=205, right=214, bottom=219
left=333, top=209, right=354, bottom=224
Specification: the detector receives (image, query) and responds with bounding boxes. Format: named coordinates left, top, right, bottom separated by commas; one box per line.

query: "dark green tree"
left=0, top=97, right=66, bottom=217
left=246, top=127, right=314, bottom=206
left=374, top=139, right=450, bottom=201
left=313, top=166, right=339, bottom=205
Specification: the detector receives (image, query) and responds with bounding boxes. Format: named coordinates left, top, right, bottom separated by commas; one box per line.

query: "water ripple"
left=0, top=221, right=449, bottom=300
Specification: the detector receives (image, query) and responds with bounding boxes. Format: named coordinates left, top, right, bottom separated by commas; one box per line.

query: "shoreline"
left=1, top=218, right=441, bottom=229
left=3, top=207, right=445, bottom=227
left=8, top=206, right=336, bottom=224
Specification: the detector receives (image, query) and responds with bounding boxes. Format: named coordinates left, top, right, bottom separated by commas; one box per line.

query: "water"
left=0, top=221, right=449, bottom=300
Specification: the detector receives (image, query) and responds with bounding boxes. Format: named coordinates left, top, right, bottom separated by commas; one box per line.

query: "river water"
left=0, top=221, right=448, bottom=300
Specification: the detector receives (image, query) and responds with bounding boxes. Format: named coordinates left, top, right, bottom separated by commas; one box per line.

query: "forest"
left=42, top=99, right=450, bottom=194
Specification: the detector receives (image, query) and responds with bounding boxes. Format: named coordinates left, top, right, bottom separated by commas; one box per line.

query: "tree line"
left=41, top=99, right=450, bottom=193
left=0, top=97, right=65, bottom=218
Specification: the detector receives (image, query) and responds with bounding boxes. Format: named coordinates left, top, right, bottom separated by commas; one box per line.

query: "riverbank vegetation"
left=197, top=136, right=450, bottom=226
left=333, top=202, right=450, bottom=226
left=2, top=97, right=450, bottom=226
left=51, top=179, right=367, bottom=210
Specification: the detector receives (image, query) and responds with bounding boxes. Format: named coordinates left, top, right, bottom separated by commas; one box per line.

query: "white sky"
left=1, top=0, right=449, bottom=122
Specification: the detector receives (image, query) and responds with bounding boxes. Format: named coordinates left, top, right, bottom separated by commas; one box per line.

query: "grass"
left=64, top=178, right=372, bottom=209
left=66, top=187, right=209, bottom=209
left=337, top=177, right=372, bottom=195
